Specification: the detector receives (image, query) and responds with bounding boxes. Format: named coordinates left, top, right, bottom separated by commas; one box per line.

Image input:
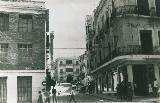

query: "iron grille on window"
left=76, top=68, right=79, bottom=73
left=0, top=77, right=7, bottom=103
left=18, top=15, right=33, bottom=32
left=17, top=76, right=32, bottom=103
left=18, top=44, right=32, bottom=57
left=66, top=60, right=72, bottom=64
left=0, top=13, right=9, bottom=31
left=66, top=68, right=73, bottom=72
left=0, top=43, right=8, bottom=63
left=60, top=69, right=63, bottom=73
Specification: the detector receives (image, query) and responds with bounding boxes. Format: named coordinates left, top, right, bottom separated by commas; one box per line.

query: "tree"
left=66, top=74, right=73, bottom=83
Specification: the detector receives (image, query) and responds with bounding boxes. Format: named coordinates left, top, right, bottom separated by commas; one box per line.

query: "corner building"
left=88, top=0, right=160, bottom=96
left=0, top=0, right=49, bottom=103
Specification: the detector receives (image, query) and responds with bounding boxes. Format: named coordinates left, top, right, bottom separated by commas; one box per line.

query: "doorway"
left=133, top=65, right=149, bottom=96
left=140, top=30, right=153, bottom=54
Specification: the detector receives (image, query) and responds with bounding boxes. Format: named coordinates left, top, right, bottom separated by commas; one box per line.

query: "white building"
left=54, top=57, right=80, bottom=83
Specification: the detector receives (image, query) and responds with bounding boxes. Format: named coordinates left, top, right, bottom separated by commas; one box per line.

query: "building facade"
left=79, top=52, right=88, bottom=86
left=87, top=0, right=160, bottom=96
left=0, top=0, right=49, bottom=103
left=54, top=57, right=80, bottom=83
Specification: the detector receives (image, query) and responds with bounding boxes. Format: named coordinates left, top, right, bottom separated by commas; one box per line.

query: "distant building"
left=54, top=57, right=80, bottom=83
left=79, top=52, right=89, bottom=86
left=0, top=0, right=49, bottom=103
left=87, top=0, right=160, bottom=96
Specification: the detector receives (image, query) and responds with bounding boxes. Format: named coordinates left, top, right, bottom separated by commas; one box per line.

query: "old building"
left=79, top=52, right=88, bottom=86
left=0, top=0, right=49, bottom=103
left=87, top=0, right=160, bottom=96
left=54, top=57, right=80, bottom=83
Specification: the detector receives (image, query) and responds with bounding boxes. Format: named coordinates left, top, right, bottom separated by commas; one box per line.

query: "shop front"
left=91, top=55, right=160, bottom=97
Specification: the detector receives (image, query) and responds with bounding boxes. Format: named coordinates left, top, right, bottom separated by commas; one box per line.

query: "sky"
left=42, top=0, right=100, bottom=60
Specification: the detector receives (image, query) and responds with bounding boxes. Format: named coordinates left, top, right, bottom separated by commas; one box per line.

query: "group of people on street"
left=37, top=88, right=57, bottom=103
left=116, top=80, right=133, bottom=101
left=116, top=78, right=159, bottom=101
left=37, top=87, right=77, bottom=103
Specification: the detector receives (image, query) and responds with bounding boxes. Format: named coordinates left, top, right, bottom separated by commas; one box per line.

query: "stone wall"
left=0, top=12, right=45, bottom=70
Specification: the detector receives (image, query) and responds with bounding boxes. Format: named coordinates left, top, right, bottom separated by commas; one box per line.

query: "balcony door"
left=133, top=65, right=149, bottom=96
left=137, top=0, right=149, bottom=16
left=140, top=30, right=153, bottom=54
left=155, top=0, right=160, bottom=16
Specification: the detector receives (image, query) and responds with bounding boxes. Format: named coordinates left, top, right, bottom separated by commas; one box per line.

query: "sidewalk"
left=88, top=93, right=160, bottom=102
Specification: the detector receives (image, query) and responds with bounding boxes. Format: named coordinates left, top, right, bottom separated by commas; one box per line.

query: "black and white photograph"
left=0, top=0, right=160, bottom=103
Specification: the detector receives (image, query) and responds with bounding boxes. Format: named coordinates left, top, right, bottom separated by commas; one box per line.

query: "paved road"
left=50, top=93, right=111, bottom=103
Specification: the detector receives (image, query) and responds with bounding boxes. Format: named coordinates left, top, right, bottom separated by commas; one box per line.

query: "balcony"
left=114, top=5, right=138, bottom=16
left=112, top=45, right=142, bottom=58
left=97, top=45, right=160, bottom=67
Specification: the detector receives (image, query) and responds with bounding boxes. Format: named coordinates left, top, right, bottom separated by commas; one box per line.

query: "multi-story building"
left=0, top=0, right=49, bottom=103
left=85, top=15, right=94, bottom=75
left=87, top=0, right=160, bottom=96
left=54, top=57, right=80, bottom=83
left=79, top=52, right=88, bottom=86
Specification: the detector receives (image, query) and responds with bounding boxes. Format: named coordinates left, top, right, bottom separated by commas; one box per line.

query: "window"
left=18, top=44, right=32, bottom=57
left=17, top=76, right=32, bottom=103
left=158, top=31, right=160, bottom=46
left=46, top=35, right=49, bottom=49
left=0, top=43, right=8, bottom=63
left=76, top=61, right=79, bottom=65
left=59, top=61, right=63, bottom=66
left=76, top=68, right=79, bottom=73
left=66, top=68, right=73, bottom=72
left=137, top=0, right=149, bottom=16
left=18, top=15, right=32, bottom=32
left=0, top=13, right=9, bottom=31
left=66, top=60, right=72, bottom=64
left=60, top=69, right=63, bottom=73
left=155, top=0, right=160, bottom=16
left=0, top=77, right=7, bottom=103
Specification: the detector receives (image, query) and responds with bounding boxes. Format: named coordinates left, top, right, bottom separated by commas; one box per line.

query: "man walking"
left=69, top=87, right=76, bottom=103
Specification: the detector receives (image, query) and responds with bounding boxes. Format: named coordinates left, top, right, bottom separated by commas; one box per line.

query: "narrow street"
left=50, top=93, right=110, bottom=103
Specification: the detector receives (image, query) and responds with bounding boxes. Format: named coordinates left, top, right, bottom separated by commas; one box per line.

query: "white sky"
left=41, top=0, right=100, bottom=60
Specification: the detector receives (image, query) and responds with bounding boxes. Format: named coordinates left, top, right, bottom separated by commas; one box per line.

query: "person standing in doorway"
left=69, top=87, right=76, bottom=103
left=52, top=89, right=57, bottom=103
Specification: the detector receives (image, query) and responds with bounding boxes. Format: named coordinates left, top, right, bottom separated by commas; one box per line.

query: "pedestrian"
left=69, top=87, right=76, bottom=103
left=37, top=91, right=43, bottom=103
left=126, top=82, right=133, bottom=101
left=153, top=78, right=159, bottom=97
left=52, top=89, right=57, bottom=103
left=42, top=89, right=47, bottom=103
left=148, top=83, right=153, bottom=96
left=45, top=92, right=50, bottom=103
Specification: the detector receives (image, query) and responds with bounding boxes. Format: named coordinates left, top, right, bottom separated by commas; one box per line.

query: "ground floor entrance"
left=0, top=70, right=45, bottom=103
left=93, top=64, right=160, bottom=97
left=133, top=65, right=154, bottom=96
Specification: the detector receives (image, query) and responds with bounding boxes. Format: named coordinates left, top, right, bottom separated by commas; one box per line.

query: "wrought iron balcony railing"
left=115, top=5, right=138, bottom=16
